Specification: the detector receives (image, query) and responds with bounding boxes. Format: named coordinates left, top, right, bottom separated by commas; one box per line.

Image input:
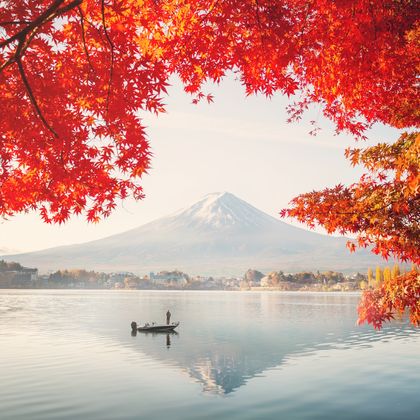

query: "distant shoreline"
left=0, top=287, right=362, bottom=293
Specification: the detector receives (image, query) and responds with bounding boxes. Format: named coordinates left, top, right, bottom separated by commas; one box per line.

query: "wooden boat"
left=131, top=321, right=179, bottom=332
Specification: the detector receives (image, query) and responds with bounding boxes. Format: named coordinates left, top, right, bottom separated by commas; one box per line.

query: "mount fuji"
left=2, top=192, right=381, bottom=275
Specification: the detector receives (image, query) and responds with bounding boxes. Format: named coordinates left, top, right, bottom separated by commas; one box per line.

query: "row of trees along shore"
left=0, top=1, right=418, bottom=328
left=2, top=261, right=417, bottom=295
left=363, top=264, right=418, bottom=289
left=1, top=261, right=368, bottom=290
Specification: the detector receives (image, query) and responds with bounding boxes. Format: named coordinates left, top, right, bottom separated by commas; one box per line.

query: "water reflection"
left=130, top=324, right=418, bottom=396
left=1, top=291, right=419, bottom=420
left=2, top=290, right=419, bottom=398
left=131, top=329, right=177, bottom=349
left=123, top=292, right=419, bottom=396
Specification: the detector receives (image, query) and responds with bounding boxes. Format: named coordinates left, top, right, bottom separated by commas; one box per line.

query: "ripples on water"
left=0, top=290, right=419, bottom=420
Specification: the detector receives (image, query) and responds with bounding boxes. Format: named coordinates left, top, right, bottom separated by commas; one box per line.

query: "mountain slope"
left=2, top=192, right=381, bottom=274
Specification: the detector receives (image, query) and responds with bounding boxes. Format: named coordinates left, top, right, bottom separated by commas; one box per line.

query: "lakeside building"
left=150, top=271, right=188, bottom=286
left=0, top=267, right=38, bottom=288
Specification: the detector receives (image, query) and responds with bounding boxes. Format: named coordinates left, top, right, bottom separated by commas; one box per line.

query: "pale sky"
left=0, top=76, right=402, bottom=253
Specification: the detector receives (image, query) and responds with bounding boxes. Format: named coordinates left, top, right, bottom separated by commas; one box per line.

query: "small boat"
left=131, top=321, right=179, bottom=332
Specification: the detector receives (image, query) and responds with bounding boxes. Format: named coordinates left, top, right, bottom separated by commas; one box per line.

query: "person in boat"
left=166, top=309, right=171, bottom=325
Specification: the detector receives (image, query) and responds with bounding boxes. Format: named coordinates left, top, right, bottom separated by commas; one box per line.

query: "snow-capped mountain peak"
left=172, top=192, right=275, bottom=230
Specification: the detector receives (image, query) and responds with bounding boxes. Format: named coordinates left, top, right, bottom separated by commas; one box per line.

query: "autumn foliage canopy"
left=0, top=1, right=419, bottom=327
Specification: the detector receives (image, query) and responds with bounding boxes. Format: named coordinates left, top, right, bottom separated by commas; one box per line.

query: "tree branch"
left=77, top=5, right=95, bottom=71
left=15, top=39, right=58, bottom=138
left=0, top=21, right=31, bottom=26
left=101, top=0, right=114, bottom=115
left=0, top=0, right=64, bottom=49
left=286, top=195, right=420, bottom=219
left=254, top=0, right=266, bottom=51
left=1, top=1, right=84, bottom=136
left=0, top=0, right=82, bottom=49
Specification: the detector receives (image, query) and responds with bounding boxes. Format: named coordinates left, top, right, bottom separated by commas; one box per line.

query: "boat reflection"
left=131, top=329, right=178, bottom=349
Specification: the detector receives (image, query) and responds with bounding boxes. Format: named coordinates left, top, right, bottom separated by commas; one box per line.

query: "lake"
left=0, top=290, right=419, bottom=419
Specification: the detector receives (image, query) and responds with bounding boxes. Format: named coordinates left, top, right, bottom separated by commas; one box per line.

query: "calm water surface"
left=0, top=290, right=419, bottom=419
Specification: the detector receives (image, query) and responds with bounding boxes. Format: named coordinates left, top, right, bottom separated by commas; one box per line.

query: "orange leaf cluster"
left=358, top=270, right=420, bottom=329
left=1, top=1, right=419, bottom=222
left=282, top=132, right=419, bottom=328
left=281, top=132, right=420, bottom=265
left=1, top=1, right=419, bottom=328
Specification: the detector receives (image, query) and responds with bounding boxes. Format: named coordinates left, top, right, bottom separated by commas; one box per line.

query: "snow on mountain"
left=170, top=192, right=277, bottom=230
left=1, top=192, right=381, bottom=274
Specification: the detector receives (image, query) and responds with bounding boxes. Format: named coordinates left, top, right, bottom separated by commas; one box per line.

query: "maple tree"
left=357, top=269, right=419, bottom=329
left=281, top=130, right=419, bottom=329
left=281, top=132, right=420, bottom=265
left=0, top=1, right=419, bottom=326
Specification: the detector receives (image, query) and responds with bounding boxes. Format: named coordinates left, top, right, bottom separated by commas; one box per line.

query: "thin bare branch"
left=0, top=21, right=44, bottom=72
left=254, top=0, right=266, bottom=52
left=0, top=21, right=31, bottom=26
left=0, top=0, right=82, bottom=49
left=1, top=0, right=83, bottom=73
left=55, top=0, right=84, bottom=21
left=1, top=0, right=83, bottom=135
left=0, top=0, right=64, bottom=49
left=101, top=0, right=115, bottom=115
left=15, top=39, right=58, bottom=138
left=292, top=195, right=420, bottom=218
left=77, top=5, right=95, bottom=71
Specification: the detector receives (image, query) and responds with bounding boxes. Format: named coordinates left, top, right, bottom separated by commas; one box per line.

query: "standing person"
left=166, top=309, right=171, bottom=325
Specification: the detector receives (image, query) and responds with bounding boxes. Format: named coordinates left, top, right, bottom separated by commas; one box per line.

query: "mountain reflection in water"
left=1, top=290, right=419, bottom=420
left=120, top=292, right=418, bottom=396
